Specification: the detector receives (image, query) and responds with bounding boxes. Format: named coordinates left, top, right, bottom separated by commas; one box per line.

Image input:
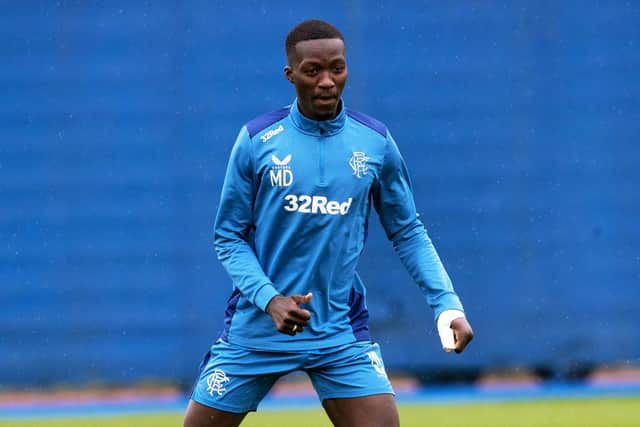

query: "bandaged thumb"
left=437, top=310, right=465, bottom=352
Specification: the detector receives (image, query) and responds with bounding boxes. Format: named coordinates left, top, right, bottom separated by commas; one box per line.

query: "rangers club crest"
left=349, top=152, right=369, bottom=178
left=206, top=369, right=230, bottom=396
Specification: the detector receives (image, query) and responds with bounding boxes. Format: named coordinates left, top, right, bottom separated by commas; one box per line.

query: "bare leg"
left=183, top=399, right=248, bottom=427
left=322, top=394, right=399, bottom=427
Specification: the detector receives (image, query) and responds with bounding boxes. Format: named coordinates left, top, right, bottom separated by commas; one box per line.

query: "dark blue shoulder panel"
left=346, top=109, right=387, bottom=137
left=246, top=107, right=290, bottom=138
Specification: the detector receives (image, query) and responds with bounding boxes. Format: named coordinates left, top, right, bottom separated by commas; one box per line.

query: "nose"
left=317, top=71, right=335, bottom=89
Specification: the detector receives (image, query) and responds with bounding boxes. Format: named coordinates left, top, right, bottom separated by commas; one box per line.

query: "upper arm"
left=214, top=126, right=256, bottom=241
left=372, top=131, right=420, bottom=241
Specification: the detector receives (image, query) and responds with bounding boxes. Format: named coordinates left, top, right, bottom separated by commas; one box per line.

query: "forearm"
left=392, top=221, right=464, bottom=320
left=214, top=232, right=279, bottom=311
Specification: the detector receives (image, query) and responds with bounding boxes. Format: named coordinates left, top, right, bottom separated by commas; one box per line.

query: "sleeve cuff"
left=253, top=283, right=280, bottom=312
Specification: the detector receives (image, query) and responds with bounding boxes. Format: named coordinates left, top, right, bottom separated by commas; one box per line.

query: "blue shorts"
left=190, top=340, right=394, bottom=413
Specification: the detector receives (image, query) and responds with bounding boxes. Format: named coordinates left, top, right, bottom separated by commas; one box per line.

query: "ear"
left=284, top=65, right=295, bottom=84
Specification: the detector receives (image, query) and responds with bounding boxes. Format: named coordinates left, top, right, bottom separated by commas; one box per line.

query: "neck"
left=297, top=99, right=342, bottom=121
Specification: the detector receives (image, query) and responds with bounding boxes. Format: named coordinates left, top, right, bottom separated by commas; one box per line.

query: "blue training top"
left=214, top=99, right=464, bottom=351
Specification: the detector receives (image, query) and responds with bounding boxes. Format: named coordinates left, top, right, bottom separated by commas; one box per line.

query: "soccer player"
left=184, top=19, right=474, bottom=427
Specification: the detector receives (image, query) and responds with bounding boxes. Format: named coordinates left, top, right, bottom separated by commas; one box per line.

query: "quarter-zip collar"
left=289, top=98, right=347, bottom=136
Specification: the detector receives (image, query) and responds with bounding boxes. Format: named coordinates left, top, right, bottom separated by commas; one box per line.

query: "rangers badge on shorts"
left=366, top=351, right=388, bottom=378
left=206, top=369, right=230, bottom=396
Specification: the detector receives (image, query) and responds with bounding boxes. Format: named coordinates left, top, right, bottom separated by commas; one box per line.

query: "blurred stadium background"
left=1, top=0, right=639, bottom=423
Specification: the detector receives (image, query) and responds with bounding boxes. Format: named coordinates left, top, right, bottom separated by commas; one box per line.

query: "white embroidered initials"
left=270, top=154, right=293, bottom=187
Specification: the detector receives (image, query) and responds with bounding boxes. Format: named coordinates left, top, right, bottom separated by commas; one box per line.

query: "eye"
left=333, top=65, right=345, bottom=73
left=304, top=67, right=319, bottom=76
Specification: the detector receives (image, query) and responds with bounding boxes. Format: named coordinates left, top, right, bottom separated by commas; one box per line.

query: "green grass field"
left=2, top=397, right=639, bottom=427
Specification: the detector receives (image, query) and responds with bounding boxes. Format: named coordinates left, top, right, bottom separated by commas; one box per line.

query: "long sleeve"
left=371, top=132, right=464, bottom=321
left=213, top=126, right=279, bottom=312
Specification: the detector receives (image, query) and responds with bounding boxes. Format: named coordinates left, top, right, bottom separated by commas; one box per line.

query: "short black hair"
left=285, top=19, right=344, bottom=63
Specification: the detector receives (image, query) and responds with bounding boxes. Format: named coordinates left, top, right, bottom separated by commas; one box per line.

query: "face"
left=284, top=38, right=348, bottom=121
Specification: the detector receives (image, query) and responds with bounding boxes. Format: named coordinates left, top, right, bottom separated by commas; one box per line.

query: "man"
left=184, top=19, right=473, bottom=427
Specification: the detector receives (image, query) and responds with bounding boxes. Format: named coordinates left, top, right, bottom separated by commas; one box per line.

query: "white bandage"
left=437, top=310, right=465, bottom=352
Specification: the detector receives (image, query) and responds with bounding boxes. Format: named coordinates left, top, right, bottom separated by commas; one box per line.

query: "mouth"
left=315, top=93, right=337, bottom=100
left=314, top=95, right=338, bottom=105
